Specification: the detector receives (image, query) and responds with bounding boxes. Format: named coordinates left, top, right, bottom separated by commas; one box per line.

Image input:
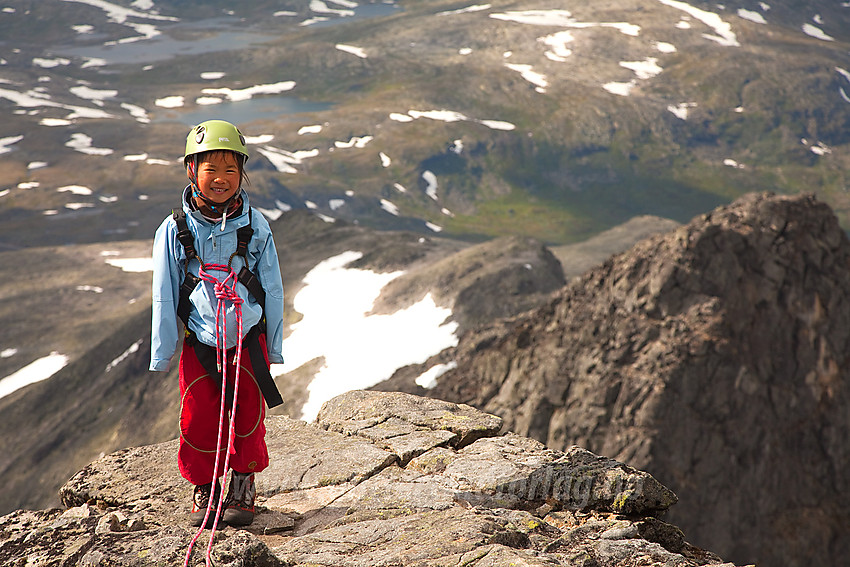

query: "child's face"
left=191, top=151, right=241, bottom=205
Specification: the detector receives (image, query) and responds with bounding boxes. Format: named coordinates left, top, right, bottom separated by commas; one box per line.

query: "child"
left=150, top=119, right=284, bottom=529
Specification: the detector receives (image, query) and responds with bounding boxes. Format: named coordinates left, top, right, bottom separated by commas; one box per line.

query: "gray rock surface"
left=422, top=192, right=850, bottom=567
left=1, top=391, right=745, bottom=567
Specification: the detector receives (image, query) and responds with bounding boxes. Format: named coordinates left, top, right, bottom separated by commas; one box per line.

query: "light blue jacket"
left=150, top=187, right=284, bottom=371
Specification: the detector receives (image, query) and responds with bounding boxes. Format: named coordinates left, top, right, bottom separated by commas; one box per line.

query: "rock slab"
left=0, top=391, right=745, bottom=567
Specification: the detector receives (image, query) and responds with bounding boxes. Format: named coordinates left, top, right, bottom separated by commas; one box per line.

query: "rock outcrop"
left=0, top=391, right=745, bottom=567
left=416, top=192, right=850, bottom=567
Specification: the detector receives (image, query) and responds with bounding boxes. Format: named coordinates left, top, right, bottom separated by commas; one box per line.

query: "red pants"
left=178, top=335, right=269, bottom=485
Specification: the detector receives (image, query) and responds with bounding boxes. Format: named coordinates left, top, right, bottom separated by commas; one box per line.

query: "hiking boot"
left=190, top=480, right=223, bottom=528
left=223, top=472, right=256, bottom=526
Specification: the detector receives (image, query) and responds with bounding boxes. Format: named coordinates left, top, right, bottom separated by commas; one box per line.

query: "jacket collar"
left=181, top=185, right=251, bottom=232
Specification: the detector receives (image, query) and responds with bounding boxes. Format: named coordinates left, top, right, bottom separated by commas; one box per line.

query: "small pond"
left=155, top=97, right=334, bottom=127
left=57, top=3, right=400, bottom=64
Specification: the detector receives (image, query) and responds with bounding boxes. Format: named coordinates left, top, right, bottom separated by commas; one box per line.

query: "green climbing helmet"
left=184, top=119, right=249, bottom=164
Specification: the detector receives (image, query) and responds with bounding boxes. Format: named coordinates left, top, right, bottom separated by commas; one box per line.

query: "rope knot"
left=213, top=279, right=242, bottom=304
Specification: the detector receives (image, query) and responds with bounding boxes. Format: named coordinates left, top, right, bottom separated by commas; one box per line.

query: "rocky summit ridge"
left=402, top=192, right=850, bottom=567
left=0, top=390, right=747, bottom=567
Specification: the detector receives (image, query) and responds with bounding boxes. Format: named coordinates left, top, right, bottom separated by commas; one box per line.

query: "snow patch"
left=620, top=57, right=663, bottom=80
left=277, top=251, right=457, bottom=421
left=334, top=135, right=373, bottom=149
left=58, top=185, right=93, bottom=195
left=415, top=361, right=458, bottom=389
left=336, top=44, right=367, bottom=58
left=201, top=81, right=296, bottom=102
left=422, top=170, right=438, bottom=200
left=155, top=95, right=184, bottom=108
left=256, top=146, right=319, bottom=174
left=66, top=133, right=113, bottom=156
left=438, top=4, right=491, bottom=16
left=105, top=257, right=153, bottom=272
left=0, top=135, right=23, bottom=155
left=380, top=199, right=399, bottom=216
left=656, top=0, right=740, bottom=47
left=668, top=102, right=697, bottom=119
left=0, top=353, right=69, bottom=400
left=802, top=23, right=834, bottom=41
left=603, top=81, right=636, bottom=96
left=737, top=8, right=766, bottom=24
left=105, top=339, right=143, bottom=372
left=505, top=63, right=548, bottom=93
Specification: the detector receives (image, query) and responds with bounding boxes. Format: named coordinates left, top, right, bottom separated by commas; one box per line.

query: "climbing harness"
left=173, top=209, right=281, bottom=409
left=174, top=208, right=281, bottom=567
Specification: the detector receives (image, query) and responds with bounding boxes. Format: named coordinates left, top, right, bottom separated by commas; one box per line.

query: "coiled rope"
left=183, top=262, right=244, bottom=567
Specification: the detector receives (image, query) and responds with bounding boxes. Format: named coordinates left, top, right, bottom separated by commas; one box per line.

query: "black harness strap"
left=232, top=216, right=266, bottom=311
left=174, top=209, right=283, bottom=409
left=174, top=210, right=198, bottom=261
left=174, top=210, right=202, bottom=326
left=246, top=325, right=283, bottom=408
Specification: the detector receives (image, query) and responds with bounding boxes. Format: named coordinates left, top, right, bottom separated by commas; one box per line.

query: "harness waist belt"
left=186, top=326, right=283, bottom=409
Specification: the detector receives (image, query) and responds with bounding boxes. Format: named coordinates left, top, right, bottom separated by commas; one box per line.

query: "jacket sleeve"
left=255, top=217, right=285, bottom=364
left=150, top=216, right=183, bottom=371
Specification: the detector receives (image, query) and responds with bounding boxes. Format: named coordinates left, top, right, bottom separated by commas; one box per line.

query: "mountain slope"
left=415, top=192, right=850, bottom=567
left=0, top=0, right=848, bottom=249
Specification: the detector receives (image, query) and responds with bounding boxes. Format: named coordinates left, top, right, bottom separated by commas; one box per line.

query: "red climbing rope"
left=184, top=262, right=245, bottom=567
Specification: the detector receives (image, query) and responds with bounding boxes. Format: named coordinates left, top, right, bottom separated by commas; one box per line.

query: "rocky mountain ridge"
left=391, top=192, right=850, bottom=567
left=0, top=390, right=749, bottom=567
